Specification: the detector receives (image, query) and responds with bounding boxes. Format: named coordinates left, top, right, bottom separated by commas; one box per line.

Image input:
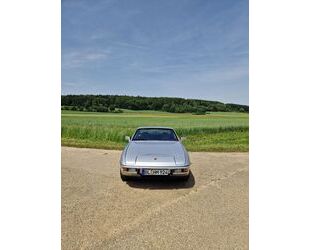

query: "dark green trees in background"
left=61, top=95, right=249, bottom=114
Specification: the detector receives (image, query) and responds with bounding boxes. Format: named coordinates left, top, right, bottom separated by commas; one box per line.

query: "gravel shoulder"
left=62, top=147, right=248, bottom=250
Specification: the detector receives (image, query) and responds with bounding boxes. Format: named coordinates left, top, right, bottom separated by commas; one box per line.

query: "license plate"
left=142, top=169, right=170, bottom=176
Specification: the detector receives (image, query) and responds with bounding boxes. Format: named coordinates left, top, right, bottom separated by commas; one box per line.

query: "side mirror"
left=125, top=136, right=131, bottom=142
left=180, top=137, right=186, bottom=141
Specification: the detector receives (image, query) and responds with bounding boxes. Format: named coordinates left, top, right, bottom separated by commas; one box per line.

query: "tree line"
left=61, top=95, right=249, bottom=114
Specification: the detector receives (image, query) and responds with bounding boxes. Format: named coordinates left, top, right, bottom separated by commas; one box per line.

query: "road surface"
left=62, top=147, right=248, bottom=249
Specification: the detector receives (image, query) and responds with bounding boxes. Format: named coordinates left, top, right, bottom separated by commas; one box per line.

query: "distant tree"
left=61, top=95, right=249, bottom=113
left=85, top=100, right=91, bottom=109
left=193, top=111, right=205, bottom=115
left=109, top=105, right=116, bottom=111
left=162, top=104, right=170, bottom=112
left=97, top=106, right=108, bottom=112
left=193, top=106, right=206, bottom=115
left=175, top=105, right=185, bottom=113
left=215, top=103, right=226, bottom=112
left=169, top=103, right=176, bottom=113
left=61, top=106, right=69, bottom=110
left=92, top=98, right=100, bottom=106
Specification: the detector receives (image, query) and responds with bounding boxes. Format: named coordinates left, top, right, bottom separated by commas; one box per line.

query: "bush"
left=96, top=106, right=108, bottom=112
left=193, top=111, right=205, bottom=115
left=112, top=109, right=123, bottom=113
left=109, top=105, right=116, bottom=111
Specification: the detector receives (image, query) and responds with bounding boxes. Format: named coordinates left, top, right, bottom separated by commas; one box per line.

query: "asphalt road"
left=62, top=147, right=248, bottom=250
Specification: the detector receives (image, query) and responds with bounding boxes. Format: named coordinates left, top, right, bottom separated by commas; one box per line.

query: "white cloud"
left=62, top=50, right=108, bottom=69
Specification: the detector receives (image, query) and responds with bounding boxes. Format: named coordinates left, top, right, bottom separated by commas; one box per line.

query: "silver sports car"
left=120, top=127, right=191, bottom=181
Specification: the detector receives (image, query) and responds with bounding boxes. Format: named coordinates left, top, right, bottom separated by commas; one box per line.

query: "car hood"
left=122, top=141, right=189, bottom=167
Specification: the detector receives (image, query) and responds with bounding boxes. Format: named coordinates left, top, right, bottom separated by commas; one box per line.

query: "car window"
left=132, top=129, right=178, bottom=141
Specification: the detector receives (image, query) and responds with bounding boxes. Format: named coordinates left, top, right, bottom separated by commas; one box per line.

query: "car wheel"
left=120, top=170, right=129, bottom=181
left=180, top=173, right=190, bottom=181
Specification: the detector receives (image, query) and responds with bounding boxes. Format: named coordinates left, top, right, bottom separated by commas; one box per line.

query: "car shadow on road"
left=125, top=171, right=195, bottom=190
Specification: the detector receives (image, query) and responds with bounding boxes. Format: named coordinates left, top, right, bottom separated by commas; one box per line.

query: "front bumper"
left=120, top=166, right=190, bottom=177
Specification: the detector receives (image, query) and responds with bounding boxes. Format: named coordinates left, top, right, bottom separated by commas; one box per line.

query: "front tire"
left=120, top=170, right=129, bottom=181
left=179, top=173, right=190, bottom=181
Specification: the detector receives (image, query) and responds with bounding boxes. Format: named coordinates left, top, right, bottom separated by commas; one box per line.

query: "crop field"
left=61, top=110, right=249, bottom=152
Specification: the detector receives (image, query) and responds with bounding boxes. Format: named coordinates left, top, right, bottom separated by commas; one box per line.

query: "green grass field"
left=61, top=110, right=249, bottom=152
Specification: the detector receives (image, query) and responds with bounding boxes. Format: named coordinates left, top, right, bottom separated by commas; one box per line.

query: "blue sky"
left=62, top=0, right=248, bottom=105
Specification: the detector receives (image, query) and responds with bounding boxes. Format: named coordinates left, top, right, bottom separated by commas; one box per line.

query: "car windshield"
left=132, top=128, right=178, bottom=141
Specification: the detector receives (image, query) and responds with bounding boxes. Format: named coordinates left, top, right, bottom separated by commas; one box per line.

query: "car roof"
left=136, top=126, right=175, bottom=130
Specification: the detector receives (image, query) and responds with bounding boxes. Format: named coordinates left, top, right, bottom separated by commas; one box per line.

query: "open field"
left=62, top=147, right=249, bottom=249
left=61, top=110, right=249, bottom=152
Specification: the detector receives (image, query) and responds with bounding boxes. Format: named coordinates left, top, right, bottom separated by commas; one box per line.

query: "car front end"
left=119, top=127, right=191, bottom=181
left=120, top=164, right=191, bottom=178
